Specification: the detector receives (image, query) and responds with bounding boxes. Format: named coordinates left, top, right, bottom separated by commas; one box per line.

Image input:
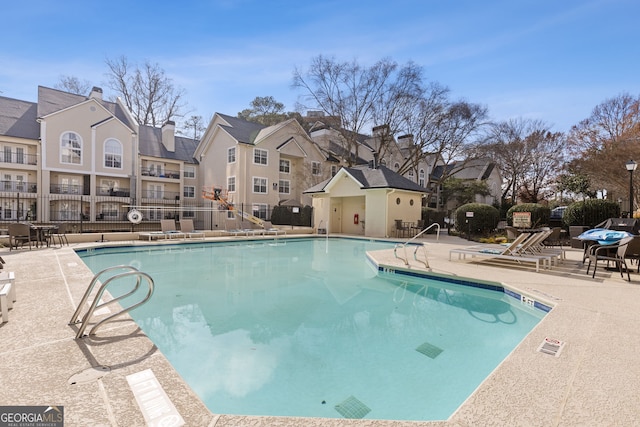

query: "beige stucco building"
left=305, top=165, right=425, bottom=238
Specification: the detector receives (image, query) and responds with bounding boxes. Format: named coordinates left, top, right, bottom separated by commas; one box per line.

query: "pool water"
left=78, top=238, right=546, bottom=421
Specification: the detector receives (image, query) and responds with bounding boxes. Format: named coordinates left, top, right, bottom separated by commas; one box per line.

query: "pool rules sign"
left=512, top=212, right=531, bottom=229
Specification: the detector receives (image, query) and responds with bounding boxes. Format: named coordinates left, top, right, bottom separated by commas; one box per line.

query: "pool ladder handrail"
left=69, top=265, right=154, bottom=339
left=394, top=223, right=440, bottom=268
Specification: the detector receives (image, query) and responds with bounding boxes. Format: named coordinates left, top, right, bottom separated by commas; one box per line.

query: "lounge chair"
left=262, top=221, right=285, bottom=236
left=0, top=271, right=16, bottom=323
left=160, top=220, right=185, bottom=239
left=240, top=220, right=264, bottom=236
left=449, top=233, right=553, bottom=272
left=516, top=229, right=565, bottom=264
left=225, top=219, right=250, bottom=237
left=179, top=219, right=205, bottom=239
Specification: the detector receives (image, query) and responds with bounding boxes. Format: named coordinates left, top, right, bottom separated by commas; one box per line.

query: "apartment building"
left=0, top=86, right=199, bottom=228
left=0, top=85, right=499, bottom=231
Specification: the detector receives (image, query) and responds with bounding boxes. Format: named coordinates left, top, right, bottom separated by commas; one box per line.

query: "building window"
left=184, top=165, right=195, bottom=178
left=331, top=165, right=337, bottom=176
left=279, top=180, right=290, bottom=194
left=408, top=169, right=415, bottom=180
left=183, top=209, right=195, bottom=218
left=419, top=169, right=425, bottom=187
left=279, top=159, right=290, bottom=173
left=253, top=177, right=267, bottom=193
left=312, top=161, right=321, bottom=176
left=227, top=176, right=236, bottom=192
left=394, top=162, right=400, bottom=171
left=61, top=132, right=82, bottom=164
left=104, top=138, right=122, bottom=168
left=183, top=186, right=195, bottom=198
left=254, top=148, right=268, bottom=165
left=227, top=147, right=236, bottom=163
left=252, top=204, right=268, bottom=220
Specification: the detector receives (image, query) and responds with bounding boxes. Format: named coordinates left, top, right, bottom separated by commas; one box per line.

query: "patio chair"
left=160, top=219, right=185, bottom=239
left=179, top=219, right=205, bottom=239
left=505, top=226, right=521, bottom=241
left=8, top=223, right=33, bottom=251
left=543, top=227, right=563, bottom=247
left=586, top=236, right=637, bottom=281
left=395, top=219, right=409, bottom=238
left=51, top=223, right=69, bottom=246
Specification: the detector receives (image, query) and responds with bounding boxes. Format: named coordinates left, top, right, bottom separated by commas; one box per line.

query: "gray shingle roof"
left=305, top=165, right=426, bottom=194
left=138, top=126, right=199, bottom=164
left=217, top=113, right=266, bottom=144
left=0, top=96, right=39, bottom=139
left=37, top=86, right=136, bottom=129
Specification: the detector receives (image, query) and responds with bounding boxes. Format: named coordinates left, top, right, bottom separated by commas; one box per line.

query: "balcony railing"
left=0, top=152, right=38, bottom=165
left=141, top=190, right=181, bottom=200
left=95, top=187, right=131, bottom=197
left=50, top=184, right=88, bottom=195
left=0, top=181, right=37, bottom=193
left=141, top=167, right=180, bottom=179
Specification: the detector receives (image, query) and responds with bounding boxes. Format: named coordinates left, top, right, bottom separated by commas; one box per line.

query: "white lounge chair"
left=262, top=221, right=285, bottom=236
left=449, top=233, right=553, bottom=272
left=160, top=220, right=185, bottom=240
left=179, top=219, right=205, bottom=239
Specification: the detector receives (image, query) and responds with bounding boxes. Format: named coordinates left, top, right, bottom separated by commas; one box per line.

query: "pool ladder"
left=69, top=265, right=154, bottom=339
left=394, top=223, right=440, bottom=269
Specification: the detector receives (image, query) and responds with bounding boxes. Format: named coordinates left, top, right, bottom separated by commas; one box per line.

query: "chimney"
left=89, top=86, right=103, bottom=100
left=162, top=120, right=176, bottom=152
left=398, top=134, right=414, bottom=148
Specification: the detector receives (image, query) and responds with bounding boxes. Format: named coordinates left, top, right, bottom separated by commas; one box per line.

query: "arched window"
left=104, top=138, right=122, bottom=168
left=394, top=162, right=400, bottom=171
left=61, top=132, right=82, bottom=164
left=419, top=169, right=425, bottom=187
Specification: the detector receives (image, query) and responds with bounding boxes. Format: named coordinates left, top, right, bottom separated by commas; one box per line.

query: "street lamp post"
left=626, top=160, right=637, bottom=216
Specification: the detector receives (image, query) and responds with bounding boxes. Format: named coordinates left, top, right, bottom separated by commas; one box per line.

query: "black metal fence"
left=0, top=193, right=311, bottom=233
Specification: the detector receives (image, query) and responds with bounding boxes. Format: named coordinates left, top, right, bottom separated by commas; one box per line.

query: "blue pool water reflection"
left=78, top=238, right=546, bottom=421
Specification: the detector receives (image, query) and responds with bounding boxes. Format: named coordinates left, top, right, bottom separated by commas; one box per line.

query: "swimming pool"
left=78, top=237, right=548, bottom=421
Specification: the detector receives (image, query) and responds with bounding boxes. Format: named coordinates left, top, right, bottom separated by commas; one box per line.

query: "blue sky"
left=1, top=0, right=638, bottom=134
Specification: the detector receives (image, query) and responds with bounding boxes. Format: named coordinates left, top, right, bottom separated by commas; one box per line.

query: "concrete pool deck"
left=1, top=233, right=639, bottom=426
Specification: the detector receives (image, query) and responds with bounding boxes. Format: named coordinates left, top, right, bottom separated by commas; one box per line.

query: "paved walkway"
left=1, top=233, right=639, bottom=426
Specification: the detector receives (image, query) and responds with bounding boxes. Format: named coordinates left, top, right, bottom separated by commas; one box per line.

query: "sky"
left=1, top=0, right=639, bottom=134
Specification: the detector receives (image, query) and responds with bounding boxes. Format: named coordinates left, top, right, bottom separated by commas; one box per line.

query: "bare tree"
left=293, top=56, right=401, bottom=165
left=179, top=115, right=207, bottom=141
left=105, top=56, right=187, bottom=127
left=566, top=93, right=640, bottom=204
left=479, top=118, right=564, bottom=203
left=55, top=75, right=92, bottom=95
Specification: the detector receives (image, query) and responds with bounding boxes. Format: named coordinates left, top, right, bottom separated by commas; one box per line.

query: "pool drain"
left=335, top=395, right=371, bottom=419
left=416, top=341, right=443, bottom=359
left=68, top=366, right=111, bottom=385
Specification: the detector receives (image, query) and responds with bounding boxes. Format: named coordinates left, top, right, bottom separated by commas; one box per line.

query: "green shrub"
left=454, top=203, right=500, bottom=235
left=506, top=203, right=550, bottom=227
left=563, top=199, right=620, bottom=228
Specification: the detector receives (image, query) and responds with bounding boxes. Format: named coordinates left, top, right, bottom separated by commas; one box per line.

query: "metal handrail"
left=70, top=265, right=154, bottom=338
left=394, top=222, right=440, bottom=267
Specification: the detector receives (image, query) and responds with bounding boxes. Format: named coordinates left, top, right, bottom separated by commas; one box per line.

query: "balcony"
left=141, top=167, right=180, bottom=179
left=95, top=187, right=131, bottom=197
left=141, top=190, right=181, bottom=200
left=0, top=181, right=37, bottom=193
left=0, top=151, right=38, bottom=166
left=50, top=184, right=87, bottom=195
